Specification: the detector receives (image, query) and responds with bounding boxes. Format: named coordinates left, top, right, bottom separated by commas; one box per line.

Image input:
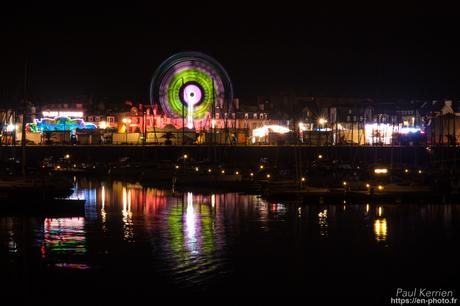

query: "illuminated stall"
left=26, top=111, right=97, bottom=144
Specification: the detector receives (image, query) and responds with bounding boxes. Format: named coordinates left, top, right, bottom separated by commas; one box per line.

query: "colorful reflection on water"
left=41, top=217, right=89, bottom=269
left=1, top=178, right=459, bottom=300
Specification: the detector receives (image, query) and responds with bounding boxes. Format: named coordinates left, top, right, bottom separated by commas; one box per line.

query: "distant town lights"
left=99, top=121, right=107, bottom=129
left=252, top=125, right=290, bottom=138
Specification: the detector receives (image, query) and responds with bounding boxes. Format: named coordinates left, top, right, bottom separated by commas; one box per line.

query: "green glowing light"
left=166, top=69, right=214, bottom=119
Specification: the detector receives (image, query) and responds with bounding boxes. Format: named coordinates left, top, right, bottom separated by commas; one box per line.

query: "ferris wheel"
left=150, top=52, right=233, bottom=129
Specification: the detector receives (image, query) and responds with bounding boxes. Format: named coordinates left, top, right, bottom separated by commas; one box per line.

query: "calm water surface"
left=1, top=178, right=459, bottom=303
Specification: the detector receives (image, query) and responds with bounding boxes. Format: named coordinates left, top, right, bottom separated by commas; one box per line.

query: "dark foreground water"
left=1, top=178, right=459, bottom=304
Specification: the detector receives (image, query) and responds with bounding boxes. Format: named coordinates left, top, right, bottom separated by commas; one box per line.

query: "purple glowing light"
left=183, top=84, right=202, bottom=106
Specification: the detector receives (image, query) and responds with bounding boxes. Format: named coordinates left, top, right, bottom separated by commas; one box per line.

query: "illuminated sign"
left=42, top=111, right=84, bottom=118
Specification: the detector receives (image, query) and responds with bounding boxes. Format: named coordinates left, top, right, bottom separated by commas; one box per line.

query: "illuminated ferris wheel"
left=150, top=52, right=233, bottom=129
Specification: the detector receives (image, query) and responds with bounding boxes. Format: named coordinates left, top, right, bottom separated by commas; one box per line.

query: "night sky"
left=1, top=3, right=459, bottom=105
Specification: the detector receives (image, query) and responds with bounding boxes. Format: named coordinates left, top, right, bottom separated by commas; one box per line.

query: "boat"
left=0, top=175, right=75, bottom=201
left=0, top=198, right=85, bottom=215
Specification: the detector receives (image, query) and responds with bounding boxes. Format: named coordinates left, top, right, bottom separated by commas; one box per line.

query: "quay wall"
left=2, top=145, right=460, bottom=169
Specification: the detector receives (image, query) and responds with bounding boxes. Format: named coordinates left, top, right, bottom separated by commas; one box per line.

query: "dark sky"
left=1, top=3, right=459, bottom=105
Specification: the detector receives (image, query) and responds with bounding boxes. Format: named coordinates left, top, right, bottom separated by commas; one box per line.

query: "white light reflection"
left=185, top=192, right=198, bottom=254
left=128, top=190, right=131, bottom=212
left=101, top=185, right=107, bottom=227
left=122, top=187, right=134, bottom=242
left=122, top=187, right=127, bottom=214
left=211, top=194, right=215, bottom=208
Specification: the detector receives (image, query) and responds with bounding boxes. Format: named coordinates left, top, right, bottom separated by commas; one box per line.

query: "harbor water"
left=1, top=177, right=459, bottom=303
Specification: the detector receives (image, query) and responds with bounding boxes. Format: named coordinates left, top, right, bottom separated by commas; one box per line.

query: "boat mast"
left=21, top=59, right=28, bottom=177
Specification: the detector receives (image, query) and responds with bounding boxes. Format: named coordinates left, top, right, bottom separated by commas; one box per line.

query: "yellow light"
left=266, top=174, right=271, bottom=179
left=259, top=165, right=264, bottom=169
left=56, top=165, right=61, bottom=169
left=221, top=170, right=225, bottom=174
left=175, top=165, right=179, bottom=169
left=405, top=169, right=409, bottom=173
left=183, top=154, right=188, bottom=159
left=73, top=164, right=77, bottom=168
left=301, top=177, right=306, bottom=182
left=378, top=185, right=384, bottom=190
left=374, top=168, right=388, bottom=174
left=366, top=183, right=370, bottom=188
left=195, top=167, right=199, bottom=172
left=122, top=118, right=128, bottom=124
left=250, top=172, right=254, bottom=176
left=343, top=181, right=347, bottom=186
left=208, top=169, right=212, bottom=173
left=318, top=209, right=327, bottom=217
left=366, top=204, right=370, bottom=213
left=374, top=218, right=388, bottom=241
left=378, top=206, right=383, bottom=217
left=99, top=121, right=107, bottom=129
left=418, top=170, right=422, bottom=174
left=235, top=171, right=239, bottom=175
left=318, top=118, right=327, bottom=125
left=65, top=154, right=70, bottom=159
left=318, top=154, right=323, bottom=159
